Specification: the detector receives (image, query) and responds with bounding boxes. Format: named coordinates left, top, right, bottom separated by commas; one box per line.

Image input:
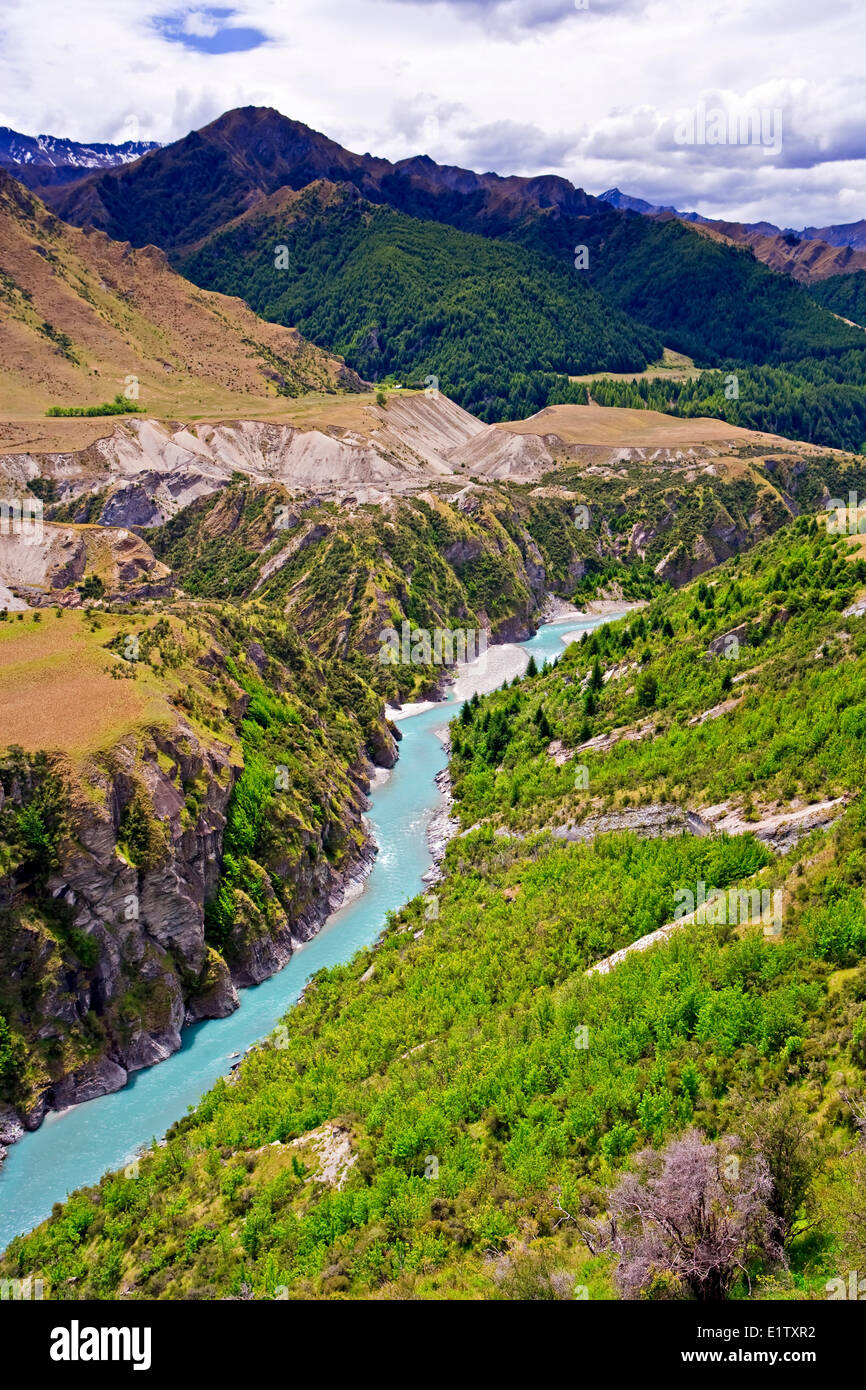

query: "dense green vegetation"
left=584, top=357, right=866, bottom=455
left=146, top=481, right=621, bottom=697
left=0, top=750, right=75, bottom=1107
left=201, top=640, right=379, bottom=959
left=0, top=749, right=70, bottom=886
left=45, top=394, right=143, bottom=417
left=573, top=215, right=865, bottom=366
left=6, top=516, right=866, bottom=1299
left=452, top=519, right=866, bottom=833
left=810, top=270, right=866, bottom=329
left=180, top=186, right=866, bottom=441
left=180, top=186, right=660, bottom=422
left=6, top=780, right=866, bottom=1299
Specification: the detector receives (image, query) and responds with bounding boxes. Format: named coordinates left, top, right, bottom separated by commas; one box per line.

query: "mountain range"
left=2, top=108, right=866, bottom=443
left=599, top=187, right=866, bottom=283
left=0, top=126, right=160, bottom=189
left=600, top=186, right=866, bottom=253
left=3, top=113, right=864, bottom=275
left=0, top=106, right=856, bottom=432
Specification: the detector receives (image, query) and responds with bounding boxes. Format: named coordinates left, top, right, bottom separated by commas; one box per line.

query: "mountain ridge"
left=0, top=125, right=160, bottom=189
left=44, top=105, right=601, bottom=254
left=0, top=168, right=362, bottom=418
left=15, top=109, right=866, bottom=436
left=599, top=188, right=866, bottom=283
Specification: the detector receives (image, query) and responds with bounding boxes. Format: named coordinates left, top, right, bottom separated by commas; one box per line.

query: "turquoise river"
left=0, top=614, right=610, bottom=1250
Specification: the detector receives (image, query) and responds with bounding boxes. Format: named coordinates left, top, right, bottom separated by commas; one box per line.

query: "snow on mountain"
left=0, top=126, right=160, bottom=187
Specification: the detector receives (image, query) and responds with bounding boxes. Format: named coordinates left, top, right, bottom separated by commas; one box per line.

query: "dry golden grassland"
left=0, top=608, right=236, bottom=764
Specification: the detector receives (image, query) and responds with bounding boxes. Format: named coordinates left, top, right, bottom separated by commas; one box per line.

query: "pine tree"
left=535, top=706, right=553, bottom=741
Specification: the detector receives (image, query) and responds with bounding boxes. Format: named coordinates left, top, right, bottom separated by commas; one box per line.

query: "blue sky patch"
left=154, top=7, right=269, bottom=54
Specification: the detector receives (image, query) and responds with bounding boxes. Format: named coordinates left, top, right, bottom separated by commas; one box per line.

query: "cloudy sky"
left=0, top=0, right=863, bottom=228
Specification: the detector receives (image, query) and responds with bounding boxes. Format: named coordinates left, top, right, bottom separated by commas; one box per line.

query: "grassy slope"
left=0, top=171, right=359, bottom=421
left=575, top=362, right=866, bottom=457
left=0, top=611, right=166, bottom=758
left=6, top=519, right=866, bottom=1299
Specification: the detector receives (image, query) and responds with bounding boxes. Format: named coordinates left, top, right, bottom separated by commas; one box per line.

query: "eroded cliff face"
left=0, top=707, right=390, bottom=1155
left=0, top=522, right=172, bottom=609
left=0, top=726, right=235, bottom=1136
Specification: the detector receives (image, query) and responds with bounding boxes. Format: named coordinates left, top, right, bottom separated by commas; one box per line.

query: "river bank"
left=395, top=600, right=638, bottom=886
left=388, top=597, right=639, bottom=719
left=0, top=607, right=623, bottom=1250
left=0, top=768, right=384, bottom=1170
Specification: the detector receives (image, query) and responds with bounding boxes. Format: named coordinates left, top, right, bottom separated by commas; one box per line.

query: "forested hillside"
left=515, top=211, right=865, bottom=368
left=584, top=357, right=866, bottom=455
left=178, top=181, right=866, bottom=429
left=179, top=183, right=660, bottom=422
left=810, top=271, right=866, bottom=328
left=177, top=180, right=866, bottom=437
left=6, top=518, right=866, bottom=1300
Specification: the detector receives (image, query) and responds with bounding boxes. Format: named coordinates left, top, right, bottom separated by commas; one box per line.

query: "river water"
left=0, top=614, right=607, bottom=1249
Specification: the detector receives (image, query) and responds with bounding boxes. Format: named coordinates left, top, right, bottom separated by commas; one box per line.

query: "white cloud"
left=454, top=120, right=578, bottom=172
left=383, top=0, right=650, bottom=36
left=0, top=0, right=863, bottom=227
left=182, top=12, right=223, bottom=38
